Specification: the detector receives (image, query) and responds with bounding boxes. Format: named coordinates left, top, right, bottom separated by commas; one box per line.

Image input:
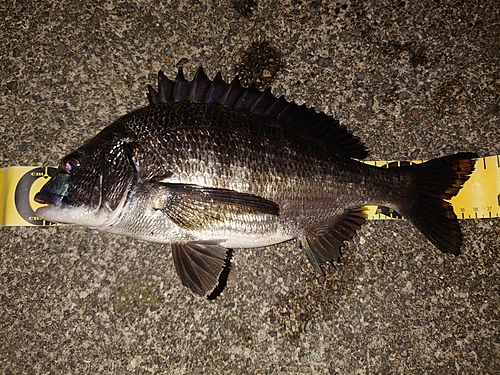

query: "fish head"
left=35, top=126, right=137, bottom=227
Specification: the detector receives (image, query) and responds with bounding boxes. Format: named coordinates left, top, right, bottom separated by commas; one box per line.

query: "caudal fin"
left=401, top=152, right=477, bottom=255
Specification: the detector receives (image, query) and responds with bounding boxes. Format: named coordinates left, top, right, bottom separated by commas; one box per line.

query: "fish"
left=35, top=67, right=477, bottom=299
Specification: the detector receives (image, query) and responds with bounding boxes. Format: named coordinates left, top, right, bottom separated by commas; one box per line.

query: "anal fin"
left=300, top=207, right=367, bottom=276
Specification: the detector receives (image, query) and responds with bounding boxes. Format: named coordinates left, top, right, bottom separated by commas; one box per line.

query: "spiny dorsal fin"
left=146, top=67, right=368, bottom=159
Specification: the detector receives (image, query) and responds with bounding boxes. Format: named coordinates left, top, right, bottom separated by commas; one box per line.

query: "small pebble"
left=272, top=267, right=282, bottom=277
left=316, top=57, right=331, bottom=67
left=19, top=142, right=29, bottom=151
left=443, top=144, right=454, bottom=154
left=410, top=149, right=420, bottom=159
left=176, top=57, right=189, bottom=67
left=355, top=72, right=365, bottom=81
left=305, top=320, right=314, bottom=332
left=398, top=92, right=410, bottom=100
left=300, top=365, right=312, bottom=373
left=7, top=81, right=18, bottom=90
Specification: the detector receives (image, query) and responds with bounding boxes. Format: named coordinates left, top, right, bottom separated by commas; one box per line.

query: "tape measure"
left=1, top=156, right=499, bottom=226
left=364, top=155, right=500, bottom=220
left=0, top=166, right=61, bottom=226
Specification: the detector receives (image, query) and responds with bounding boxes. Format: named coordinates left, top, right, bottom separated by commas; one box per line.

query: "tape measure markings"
left=1, top=156, right=499, bottom=226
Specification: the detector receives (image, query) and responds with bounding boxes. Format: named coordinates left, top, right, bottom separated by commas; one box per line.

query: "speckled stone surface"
left=1, top=1, right=499, bottom=373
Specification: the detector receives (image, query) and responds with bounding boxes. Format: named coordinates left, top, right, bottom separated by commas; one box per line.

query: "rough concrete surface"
left=1, top=0, right=499, bottom=374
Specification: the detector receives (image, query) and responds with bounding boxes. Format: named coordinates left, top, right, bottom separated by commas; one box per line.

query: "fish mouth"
left=34, top=192, right=69, bottom=224
left=35, top=204, right=58, bottom=221
left=34, top=190, right=121, bottom=228
left=34, top=199, right=76, bottom=225
left=34, top=191, right=64, bottom=207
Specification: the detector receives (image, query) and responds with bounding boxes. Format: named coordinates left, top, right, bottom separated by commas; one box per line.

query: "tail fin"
left=401, top=152, right=477, bottom=255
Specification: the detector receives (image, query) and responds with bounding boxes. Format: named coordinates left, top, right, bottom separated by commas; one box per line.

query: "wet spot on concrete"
left=112, top=276, right=161, bottom=316
left=231, top=0, right=257, bottom=17
left=235, top=41, right=283, bottom=90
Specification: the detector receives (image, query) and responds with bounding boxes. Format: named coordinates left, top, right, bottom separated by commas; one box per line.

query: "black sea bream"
left=35, top=68, right=476, bottom=298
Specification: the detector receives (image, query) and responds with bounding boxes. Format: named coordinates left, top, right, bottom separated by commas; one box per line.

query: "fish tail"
left=401, top=152, right=477, bottom=255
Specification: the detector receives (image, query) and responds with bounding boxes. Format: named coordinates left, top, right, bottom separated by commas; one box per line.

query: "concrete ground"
left=1, top=0, right=499, bottom=373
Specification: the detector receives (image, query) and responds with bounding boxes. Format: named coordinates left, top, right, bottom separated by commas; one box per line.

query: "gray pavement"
left=1, top=0, right=499, bottom=373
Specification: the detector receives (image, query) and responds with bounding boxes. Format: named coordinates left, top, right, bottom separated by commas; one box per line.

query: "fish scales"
left=35, top=68, right=477, bottom=298
left=115, top=102, right=402, bottom=238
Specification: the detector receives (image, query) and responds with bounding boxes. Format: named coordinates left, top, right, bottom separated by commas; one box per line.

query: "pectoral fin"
left=300, top=207, right=367, bottom=276
left=172, top=241, right=237, bottom=299
left=152, top=183, right=279, bottom=231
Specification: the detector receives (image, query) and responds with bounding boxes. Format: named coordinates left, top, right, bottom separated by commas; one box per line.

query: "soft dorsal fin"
left=147, top=67, right=368, bottom=159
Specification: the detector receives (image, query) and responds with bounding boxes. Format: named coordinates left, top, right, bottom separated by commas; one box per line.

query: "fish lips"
left=34, top=180, right=121, bottom=227
left=34, top=191, right=68, bottom=223
left=34, top=196, right=89, bottom=225
left=34, top=170, right=73, bottom=218
left=34, top=190, right=64, bottom=207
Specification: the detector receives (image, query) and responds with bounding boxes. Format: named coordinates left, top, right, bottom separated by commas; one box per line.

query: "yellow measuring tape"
left=363, top=155, right=500, bottom=220
left=0, top=166, right=60, bottom=226
left=1, top=156, right=499, bottom=226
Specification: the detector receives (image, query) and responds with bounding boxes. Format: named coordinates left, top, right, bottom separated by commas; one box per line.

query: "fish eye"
left=61, top=154, right=81, bottom=174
